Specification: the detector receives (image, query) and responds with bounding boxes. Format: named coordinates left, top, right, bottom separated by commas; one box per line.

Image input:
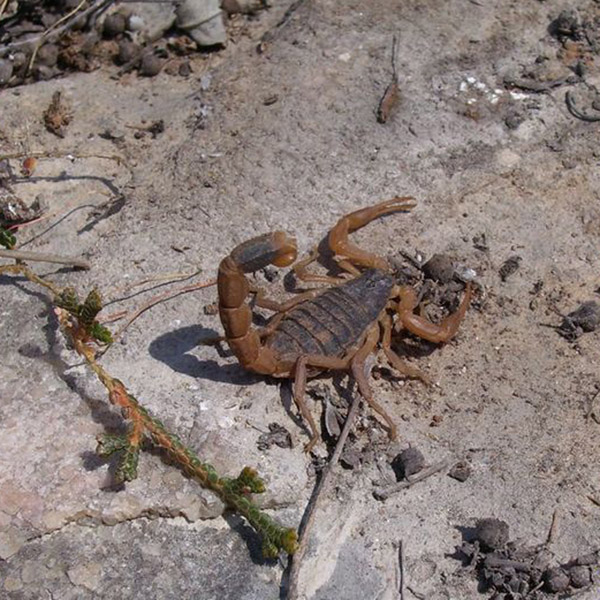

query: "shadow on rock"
left=149, top=324, right=259, bottom=385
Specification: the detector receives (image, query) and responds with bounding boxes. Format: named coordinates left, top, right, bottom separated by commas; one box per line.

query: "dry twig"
left=110, top=278, right=217, bottom=342
left=0, top=248, right=90, bottom=269
left=286, top=392, right=362, bottom=600
left=373, top=459, right=450, bottom=500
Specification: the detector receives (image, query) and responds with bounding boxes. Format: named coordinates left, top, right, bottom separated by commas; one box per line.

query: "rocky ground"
left=1, top=0, right=600, bottom=598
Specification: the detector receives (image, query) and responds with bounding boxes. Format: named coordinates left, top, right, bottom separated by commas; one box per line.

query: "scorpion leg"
left=351, top=325, right=397, bottom=440
left=328, top=197, right=416, bottom=269
left=379, top=312, right=431, bottom=384
left=397, top=282, right=472, bottom=344
left=251, top=287, right=322, bottom=312
left=293, top=247, right=351, bottom=285
left=293, top=354, right=349, bottom=452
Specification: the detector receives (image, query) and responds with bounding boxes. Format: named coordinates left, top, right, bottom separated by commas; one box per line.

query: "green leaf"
left=0, top=227, right=16, bottom=249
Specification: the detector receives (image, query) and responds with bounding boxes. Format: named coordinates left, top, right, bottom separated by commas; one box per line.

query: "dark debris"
left=558, top=301, right=600, bottom=341
left=499, top=256, right=522, bottom=282
left=391, top=446, right=425, bottom=480
left=256, top=422, right=292, bottom=451
left=457, top=520, right=598, bottom=599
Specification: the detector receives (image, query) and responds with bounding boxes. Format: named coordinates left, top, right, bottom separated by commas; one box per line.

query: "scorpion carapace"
left=217, top=197, right=472, bottom=452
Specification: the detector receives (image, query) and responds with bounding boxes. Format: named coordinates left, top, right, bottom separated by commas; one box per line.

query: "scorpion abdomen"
left=266, top=268, right=394, bottom=360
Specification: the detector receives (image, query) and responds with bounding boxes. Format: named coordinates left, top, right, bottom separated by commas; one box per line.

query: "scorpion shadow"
left=148, top=324, right=260, bottom=385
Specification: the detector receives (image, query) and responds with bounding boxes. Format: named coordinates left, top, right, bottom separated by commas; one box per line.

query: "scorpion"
left=217, top=197, right=472, bottom=452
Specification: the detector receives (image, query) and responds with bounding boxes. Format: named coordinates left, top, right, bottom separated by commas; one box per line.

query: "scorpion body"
left=266, top=268, right=394, bottom=368
left=217, top=198, right=471, bottom=451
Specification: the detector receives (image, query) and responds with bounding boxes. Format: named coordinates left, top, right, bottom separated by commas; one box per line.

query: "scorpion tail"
left=229, top=232, right=297, bottom=273
left=217, top=232, right=297, bottom=374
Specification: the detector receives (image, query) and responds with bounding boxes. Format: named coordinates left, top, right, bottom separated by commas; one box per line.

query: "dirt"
left=1, top=1, right=600, bottom=599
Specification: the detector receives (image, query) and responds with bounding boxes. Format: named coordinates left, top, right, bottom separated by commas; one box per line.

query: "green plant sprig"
left=0, top=260, right=298, bottom=557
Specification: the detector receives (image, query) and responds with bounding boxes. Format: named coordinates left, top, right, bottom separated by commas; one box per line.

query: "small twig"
left=587, top=494, right=600, bottom=507
left=504, top=74, right=576, bottom=93
left=398, top=540, right=405, bottom=600
left=0, top=248, right=90, bottom=269
left=261, top=0, right=307, bottom=43
left=0, top=150, right=123, bottom=165
left=546, top=508, right=560, bottom=546
left=286, top=392, right=362, bottom=600
left=97, top=309, right=128, bottom=324
left=585, top=388, right=600, bottom=423
left=406, top=585, right=426, bottom=600
left=377, top=35, right=399, bottom=124
left=106, top=270, right=201, bottom=300
left=373, top=459, right=450, bottom=500
left=110, top=278, right=217, bottom=342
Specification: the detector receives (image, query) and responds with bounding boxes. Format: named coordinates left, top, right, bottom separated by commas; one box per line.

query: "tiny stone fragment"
left=448, top=460, right=471, bottom=482
left=472, top=232, right=488, bottom=252
left=203, top=302, right=218, bottom=315
left=550, top=9, right=582, bottom=40
left=422, top=253, right=455, bottom=284
left=340, top=445, right=361, bottom=470
left=139, top=53, right=164, bottom=77
left=475, top=518, right=509, bottom=551
left=391, top=446, right=425, bottom=480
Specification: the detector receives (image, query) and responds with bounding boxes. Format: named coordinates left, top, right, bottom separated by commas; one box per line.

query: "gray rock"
left=176, top=0, right=226, bottom=47
left=124, top=2, right=176, bottom=42
left=0, top=59, right=13, bottom=85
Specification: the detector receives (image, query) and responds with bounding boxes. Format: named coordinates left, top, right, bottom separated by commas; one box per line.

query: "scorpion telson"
left=217, top=197, right=472, bottom=452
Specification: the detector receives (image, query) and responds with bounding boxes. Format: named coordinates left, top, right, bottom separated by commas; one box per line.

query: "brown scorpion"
left=217, top=198, right=472, bottom=452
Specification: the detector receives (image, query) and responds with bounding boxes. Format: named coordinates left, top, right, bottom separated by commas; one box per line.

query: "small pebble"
left=103, top=13, right=127, bottom=38
left=36, top=43, right=59, bottom=67
left=12, top=52, right=27, bottom=70
left=422, top=254, right=455, bottom=284
left=564, top=301, right=600, bottom=333
left=117, top=40, right=139, bottom=65
left=34, top=65, right=55, bottom=81
left=391, top=446, right=425, bottom=480
left=139, top=53, right=163, bottom=77
left=475, top=518, right=509, bottom=551
left=569, top=565, right=591, bottom=588
left=544, top=567, right=570, bottom=593
left=448, top=460, right=471, bottom=482
left=178, top=61, right=191, bottom=77
left=340, top=446, right=361, bottom=470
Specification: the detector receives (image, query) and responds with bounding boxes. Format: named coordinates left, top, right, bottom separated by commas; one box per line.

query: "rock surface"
left=1, top=0, right=600, bottom=598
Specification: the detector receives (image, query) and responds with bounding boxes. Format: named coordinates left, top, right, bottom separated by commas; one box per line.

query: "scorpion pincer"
left=217, top=197, right=472, bottom=452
